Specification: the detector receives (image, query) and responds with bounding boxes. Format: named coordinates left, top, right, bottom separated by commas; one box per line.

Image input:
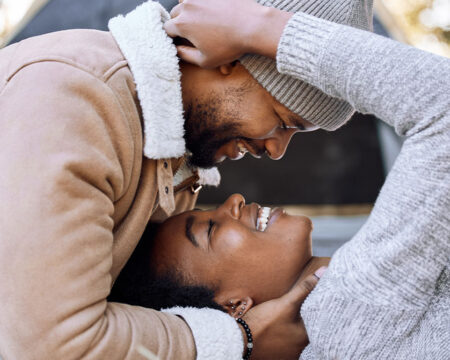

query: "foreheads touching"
left=179, top=61, right=318, bottom=168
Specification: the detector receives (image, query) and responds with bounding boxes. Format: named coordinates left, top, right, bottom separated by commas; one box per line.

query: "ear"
left=219, top=296, right=254, bottom=318
left=218, top=61, right=239, bottom=76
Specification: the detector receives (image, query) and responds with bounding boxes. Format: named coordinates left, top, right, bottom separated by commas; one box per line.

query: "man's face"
left=181, top=61, right=318, bottom=168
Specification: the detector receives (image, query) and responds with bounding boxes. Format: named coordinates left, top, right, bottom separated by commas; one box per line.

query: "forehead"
left=158, top=212, right=191, bottom=244
left=151, top=212, right=197, bottom=272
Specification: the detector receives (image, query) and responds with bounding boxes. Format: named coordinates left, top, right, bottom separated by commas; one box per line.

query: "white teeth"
left=237, top=142, right=248, bottom=156
left=256, top=207, right=271, bottom=232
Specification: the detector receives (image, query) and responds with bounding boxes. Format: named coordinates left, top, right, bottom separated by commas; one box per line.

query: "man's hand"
left=164, top=0, right=292, bottom=68
left=243, top=268, right=327, bottom=360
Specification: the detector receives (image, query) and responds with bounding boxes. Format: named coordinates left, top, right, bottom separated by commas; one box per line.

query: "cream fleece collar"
left=108, top=1, right=220, bottom=187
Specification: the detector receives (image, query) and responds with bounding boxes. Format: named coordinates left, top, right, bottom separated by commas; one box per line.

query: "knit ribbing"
left=240, top=0, right=373, bottom=131
left=277, top=13, right=336, bottom=83
left=274, top=13, right=354, bottom=130
left=276, top=10, right=450, bottom=360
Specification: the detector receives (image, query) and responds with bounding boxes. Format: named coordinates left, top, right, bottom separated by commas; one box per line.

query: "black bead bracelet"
left=236, top=317, right=253, bottom=360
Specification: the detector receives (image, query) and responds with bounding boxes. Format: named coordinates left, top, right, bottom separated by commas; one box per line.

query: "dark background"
left=12, top=0, right=386, bottom=205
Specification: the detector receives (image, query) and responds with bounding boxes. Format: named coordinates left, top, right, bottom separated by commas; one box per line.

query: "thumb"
left=282, top=266, right=328, bottom=308
left=176, top=45, right=205, bottom=66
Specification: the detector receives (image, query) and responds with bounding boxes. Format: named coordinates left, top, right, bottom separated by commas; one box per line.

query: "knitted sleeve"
left=277, top=12, right=450, bottom=359
left=278, top=9, right=450, bottom=308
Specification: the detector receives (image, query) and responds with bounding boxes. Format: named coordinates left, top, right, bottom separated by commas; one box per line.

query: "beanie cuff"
left=274, top=12, right=354, bottom=131
left=240, top=0, right=373, bottom=131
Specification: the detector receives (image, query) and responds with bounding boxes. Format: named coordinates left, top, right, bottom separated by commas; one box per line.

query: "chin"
left=295, top=214, right=313, bottom=231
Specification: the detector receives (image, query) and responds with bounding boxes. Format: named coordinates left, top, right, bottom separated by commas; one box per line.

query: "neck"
left=298, top=256, right=330, bottom=283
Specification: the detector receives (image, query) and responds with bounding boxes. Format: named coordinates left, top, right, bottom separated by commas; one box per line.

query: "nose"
left=223, top=194, right=245, bottom=219
left=264, top=129, right=297, bottom=160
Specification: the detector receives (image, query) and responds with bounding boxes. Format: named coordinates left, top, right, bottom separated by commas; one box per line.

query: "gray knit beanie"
left=240, top=0, right=373, bottom=131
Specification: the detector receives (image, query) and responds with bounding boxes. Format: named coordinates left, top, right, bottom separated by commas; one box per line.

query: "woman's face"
left=150, top=194, right=313, bottom=307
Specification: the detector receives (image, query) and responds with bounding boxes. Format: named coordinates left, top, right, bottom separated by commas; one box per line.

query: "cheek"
left=277, top=217, right=313, bottom=263
left=240, top=244, right=303, bottom=302
left=248, top=218, right=313, bottom=298
left=210, top=226, right=263, bottom=274
left=213, top=227, right=249, bottom=253
left=229, top=93, right=278, bottom=138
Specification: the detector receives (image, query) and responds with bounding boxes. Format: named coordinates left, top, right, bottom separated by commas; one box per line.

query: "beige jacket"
left=0, top=2, right=243, bottom=359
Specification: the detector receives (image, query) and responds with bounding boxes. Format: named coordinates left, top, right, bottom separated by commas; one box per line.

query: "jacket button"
left=165, top=186, right=169, bottom=194
left=164, top=161, right=168, bottom=169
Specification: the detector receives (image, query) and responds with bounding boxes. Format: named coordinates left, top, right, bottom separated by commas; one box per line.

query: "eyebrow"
left=185, top=215, right=199, bottom=248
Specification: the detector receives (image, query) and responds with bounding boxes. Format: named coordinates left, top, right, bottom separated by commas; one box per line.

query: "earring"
left=231, top=305, right=236, bottom=310
left=238, top=312, right=243, bottom=316
left=241, top=306, right=246, bottom=310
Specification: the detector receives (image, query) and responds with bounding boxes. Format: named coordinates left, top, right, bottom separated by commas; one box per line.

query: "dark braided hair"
left=109, top=224, right=225, bottom=312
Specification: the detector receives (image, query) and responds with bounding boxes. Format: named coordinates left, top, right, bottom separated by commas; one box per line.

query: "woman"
left=113, top=0, right=450, bottom=358
left=111, top=194, right=329, bottom=315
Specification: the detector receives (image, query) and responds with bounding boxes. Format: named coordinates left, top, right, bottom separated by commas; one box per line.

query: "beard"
left=184, top=98, right=241, bottom=169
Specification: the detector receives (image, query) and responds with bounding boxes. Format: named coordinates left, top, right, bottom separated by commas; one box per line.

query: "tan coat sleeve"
left=0, top=62, right=196, bottom=360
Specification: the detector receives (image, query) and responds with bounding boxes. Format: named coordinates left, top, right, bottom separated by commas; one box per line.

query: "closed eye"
left=207, top=219, right=215, bottom=243
left=274, top=110, right=289, bottom=130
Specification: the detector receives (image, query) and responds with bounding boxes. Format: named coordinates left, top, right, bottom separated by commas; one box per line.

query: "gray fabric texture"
left=240, top=0, right=374, bottom=130
left=277, top=12, right=450, bottom=360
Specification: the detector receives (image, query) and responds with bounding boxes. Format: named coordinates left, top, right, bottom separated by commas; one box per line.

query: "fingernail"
left=314, top=266, right=328, bottom=279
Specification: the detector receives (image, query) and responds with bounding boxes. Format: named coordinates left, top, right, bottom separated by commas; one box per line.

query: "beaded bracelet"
left=236, top=317, right=253, bottom=360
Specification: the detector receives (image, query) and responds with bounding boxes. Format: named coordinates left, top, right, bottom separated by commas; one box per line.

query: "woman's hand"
left=243, top=269, right=326, bottom=360
left=164, top=0, right=292, bottom=68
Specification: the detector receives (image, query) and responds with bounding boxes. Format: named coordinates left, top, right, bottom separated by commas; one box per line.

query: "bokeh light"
left=0, top=0, right=42, bottom=47
left=376, top=0, right=450, bottom=57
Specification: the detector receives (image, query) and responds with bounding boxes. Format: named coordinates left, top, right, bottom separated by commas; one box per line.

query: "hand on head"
left=243, top=268, right=326, bottom=360
left=111, top=193, right=329, bottom=358
left=112, top=194, right=328, bottom=358
left=164, top=0, right=292, bottom=68
left=164, top=0, right=262, bottom=67
left=146, top=194, right=329, bottom=358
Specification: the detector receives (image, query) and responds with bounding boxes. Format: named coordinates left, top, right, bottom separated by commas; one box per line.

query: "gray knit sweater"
left=276, top=12, right=450, bottom=360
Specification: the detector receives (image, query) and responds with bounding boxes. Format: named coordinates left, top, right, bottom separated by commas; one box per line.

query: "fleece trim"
left=109, top=1, right=221, bottom=187
left=163, top=307, right=244, bottom=360
left=109, top=1, right=185, bottom=160
left=174, top=164, right=221, bottom=188
left=197, top=167, right=221, bottom=187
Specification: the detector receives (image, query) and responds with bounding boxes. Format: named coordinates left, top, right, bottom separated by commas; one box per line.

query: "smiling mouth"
left=256, top=206, right=271, bottom=231
left=237, top=142, right=248, bottom=156
left=235, top=140, right=263, bottom=160
left=255, top=206, right=285, bottom=232
left=234, top=141, right=248, bottom=160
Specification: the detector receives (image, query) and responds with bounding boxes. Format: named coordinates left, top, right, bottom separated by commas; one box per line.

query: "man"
left=0, top=1, right=372, bottom=359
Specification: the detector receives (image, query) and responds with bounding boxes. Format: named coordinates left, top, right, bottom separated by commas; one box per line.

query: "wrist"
left=236, top=318, right=254, bottom=360
left=239, top=322, right=248, bottom=354
left=246, top=6, right=293, bottom=59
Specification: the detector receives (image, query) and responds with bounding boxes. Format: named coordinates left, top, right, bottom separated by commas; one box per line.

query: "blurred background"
left=1, top=0, right=448, bottom=256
